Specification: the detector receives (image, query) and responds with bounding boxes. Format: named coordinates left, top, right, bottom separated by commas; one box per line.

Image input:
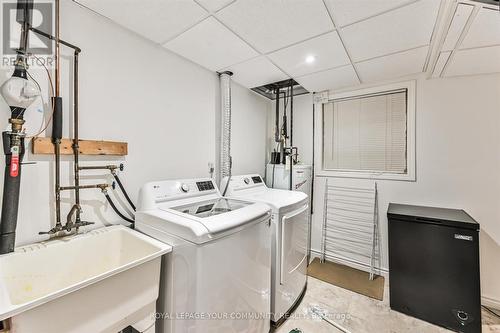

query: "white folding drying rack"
left=321, top=179, right=380, bottom=280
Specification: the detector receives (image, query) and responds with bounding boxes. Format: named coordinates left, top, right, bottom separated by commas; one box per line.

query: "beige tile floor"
left=275, top=277, right=500, bottom=333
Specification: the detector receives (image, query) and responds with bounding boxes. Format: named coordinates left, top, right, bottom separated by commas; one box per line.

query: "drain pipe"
left=289, top=81, right=294, bottom=191
left=218, top=71, right=233, bottom=196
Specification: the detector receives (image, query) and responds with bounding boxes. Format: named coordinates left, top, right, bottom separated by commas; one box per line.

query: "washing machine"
left=135, top=178, right=272, bottom=333
left=222, top=175, right=309, bottom=325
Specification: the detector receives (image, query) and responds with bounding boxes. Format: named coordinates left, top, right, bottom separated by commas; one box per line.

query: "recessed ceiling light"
left=305, top=55, right=316, bottom=64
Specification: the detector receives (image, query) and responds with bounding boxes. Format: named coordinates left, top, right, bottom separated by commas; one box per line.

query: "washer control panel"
left=251, top=176, right=263, bottom=184
left=225, top=174, right=267, bottom=192
left=146, top=178, right=218, bottom=204
left=196, top=180, right=215, bottom=191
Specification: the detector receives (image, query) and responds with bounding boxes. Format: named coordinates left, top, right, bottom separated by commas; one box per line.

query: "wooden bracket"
left=32, top=138, right=128, bottom=156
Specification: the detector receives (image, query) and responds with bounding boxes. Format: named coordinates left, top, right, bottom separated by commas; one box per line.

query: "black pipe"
left=289, top=81, right=294, bottom=191
left=29, top=27, right=81, bottom=53
left=279, top=91, right=287, bottom=165
left=290, top=82, right=294, bottom=147
left=79, top=165, right=117, bottom=171
left=104, top=193, right=134, bottom=224
left=52, top=97, right=63, bottom=228
left=113, top=174, right=136, bottom=211
left=73, top=51, right=81, bottom=224
left=311, top=100, right=315, bottom=215
left=282, top=93, right=287, bottom=140
left=16, top=0, right=33, bottom=54
left=275, top=88, right=280, bottom=143
left=0, top=134, right=25, bottom=254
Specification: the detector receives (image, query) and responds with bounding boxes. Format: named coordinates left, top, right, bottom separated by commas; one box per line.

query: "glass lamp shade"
left=1, top=76, right=40, bottom=110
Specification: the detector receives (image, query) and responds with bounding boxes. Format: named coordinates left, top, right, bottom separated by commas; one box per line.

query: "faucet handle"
left=38, top=224, right=65, bottom=235
left=75, top=221, right=94, bottom=228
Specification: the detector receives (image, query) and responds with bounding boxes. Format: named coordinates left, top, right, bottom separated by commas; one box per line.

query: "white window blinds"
left=323, top=90, right=407, bottom=174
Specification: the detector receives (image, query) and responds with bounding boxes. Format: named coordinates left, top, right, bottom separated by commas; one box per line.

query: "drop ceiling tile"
left=222, top=56, right=289, bottom=88
left=432, top=51, right=451, bottom=78
left=341, top=0, right=439, bottom=62
left=295, top=65, right=359, bottom=93
left=267, top=31, right=350, bottom=77
left=196, top=0, right=234, bottom=12
left=164, top=17, right=259, bottom=72
left=461, top=8, right=500, bottom=49
left=356, top=46, right=428, bottom=82
left=442, top=3, right=474, bottom=51
left=445, top=45, right=500, bottom=77
left=324, top=0, right=415, bottom=27
left=216, top=0, right=334, bottom=53
left=75, top=0, right=208, bottom=43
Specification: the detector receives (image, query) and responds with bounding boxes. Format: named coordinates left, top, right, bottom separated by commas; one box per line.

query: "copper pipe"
left=55, top=0, right=60, bottom=96
left=59, top=184, right=108, bottom=191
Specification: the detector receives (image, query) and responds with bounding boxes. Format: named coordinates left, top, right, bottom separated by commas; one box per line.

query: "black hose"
left=0, top=134, right=25, bottom=254
left=113, top=174, right=136, bottom=211
left=104, top=192, right=134, bottom=224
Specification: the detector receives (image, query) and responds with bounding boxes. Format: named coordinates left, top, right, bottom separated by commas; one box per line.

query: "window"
left=316, top=81, right=415, bottom=181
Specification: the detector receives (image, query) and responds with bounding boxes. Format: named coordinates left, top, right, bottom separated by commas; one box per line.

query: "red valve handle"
left=10, top=147, right=19, bottom=178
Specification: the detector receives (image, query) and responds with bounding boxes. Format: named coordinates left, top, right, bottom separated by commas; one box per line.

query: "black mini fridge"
left=387, top=203, right=481, bottom=333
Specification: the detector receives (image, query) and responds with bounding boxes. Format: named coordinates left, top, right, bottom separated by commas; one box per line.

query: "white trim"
left=314, top=80, right=416, bottom=182
left=482, top=295, right=500, bottom=310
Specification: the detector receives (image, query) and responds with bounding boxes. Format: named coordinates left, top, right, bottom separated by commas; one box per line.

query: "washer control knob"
left=180, top=184, right=189, bottom=193
left=244, top=178, right=250, bottom=184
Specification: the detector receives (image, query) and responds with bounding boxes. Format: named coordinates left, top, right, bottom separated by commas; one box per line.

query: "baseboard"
left=310, top=250, right=500, bottom=310
left=310, top=249, right=389, bottom=278
left=482, top=295, right=500, bottom=310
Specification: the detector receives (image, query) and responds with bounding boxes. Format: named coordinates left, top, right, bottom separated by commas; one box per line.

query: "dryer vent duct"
left=219, top=71, right=233, bottom=187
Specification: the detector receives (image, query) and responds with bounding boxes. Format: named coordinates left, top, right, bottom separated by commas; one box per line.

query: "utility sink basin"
left=0, top=225, right=171, bottom=333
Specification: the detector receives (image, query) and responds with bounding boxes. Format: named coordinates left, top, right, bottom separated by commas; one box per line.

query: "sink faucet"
left=39, top=204, right=94, bottom=235
left=39, top=183, right=108, bottom=235
left=65, top=204, right=93, bottom=232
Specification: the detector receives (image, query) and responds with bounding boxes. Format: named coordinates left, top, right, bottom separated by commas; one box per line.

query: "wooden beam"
left=32, top=138, right=128, bottom=156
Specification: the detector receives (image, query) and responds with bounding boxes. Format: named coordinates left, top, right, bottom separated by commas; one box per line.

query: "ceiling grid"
left=73, top=0, right=500, bottom=91
left=320, top=0, right=363, bottom=85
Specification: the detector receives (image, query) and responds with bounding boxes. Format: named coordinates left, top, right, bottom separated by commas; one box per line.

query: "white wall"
left=290, top=74, right=500, bottom=306
left=0, top=0, right=270, bottom=246
left=231, top=86, right=271, bottom=176
left=291, top=94, right=314, bottom=165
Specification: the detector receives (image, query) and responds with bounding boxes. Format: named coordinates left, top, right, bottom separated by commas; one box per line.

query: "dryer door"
left=280, top=205, right=309, bottom=286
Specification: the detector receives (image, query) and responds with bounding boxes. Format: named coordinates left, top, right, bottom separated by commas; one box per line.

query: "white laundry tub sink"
left=0, top=225, right=171, bottom=333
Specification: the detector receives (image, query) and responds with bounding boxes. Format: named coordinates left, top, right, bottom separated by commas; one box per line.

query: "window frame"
left=314, top=80, right=416, bottom=181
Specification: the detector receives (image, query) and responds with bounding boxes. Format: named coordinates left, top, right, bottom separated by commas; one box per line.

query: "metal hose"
left=104, top=192, right=134, bottom=224
left=113, top=173, right=136, bottom=211
left=219, top=72, right=233, bottom=187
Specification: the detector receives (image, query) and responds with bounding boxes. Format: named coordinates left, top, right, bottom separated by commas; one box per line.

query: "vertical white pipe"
left=219, top=71, right=233, bottom=187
